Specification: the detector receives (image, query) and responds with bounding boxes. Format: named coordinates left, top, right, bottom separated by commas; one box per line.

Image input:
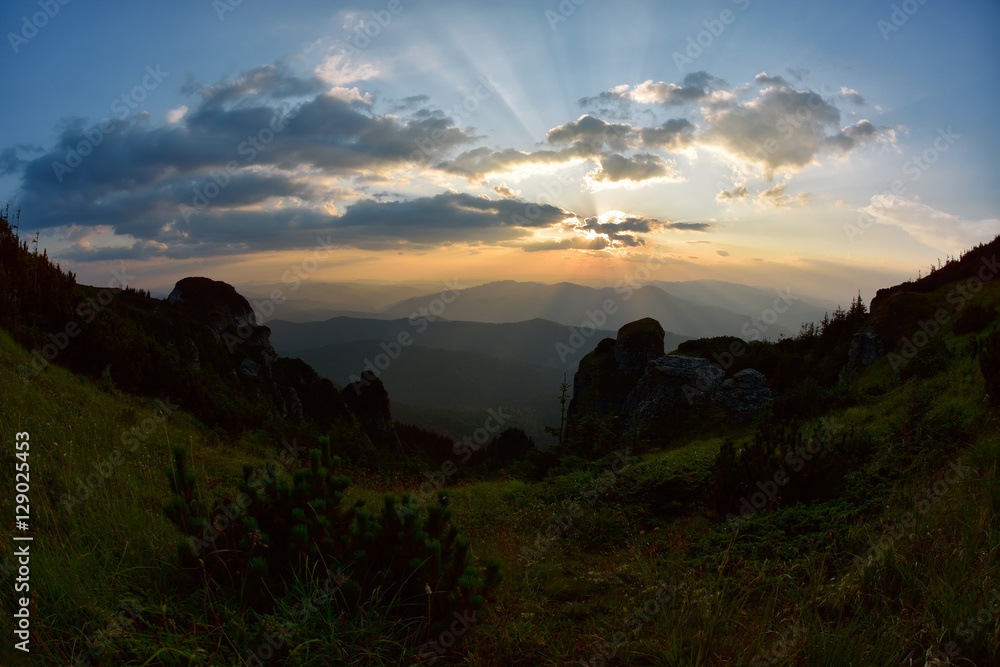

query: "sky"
left=1, top=0, right=998, bottom=303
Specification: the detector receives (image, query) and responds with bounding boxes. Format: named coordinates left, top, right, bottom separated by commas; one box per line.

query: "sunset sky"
left=2, top=0, right=998, bottom=302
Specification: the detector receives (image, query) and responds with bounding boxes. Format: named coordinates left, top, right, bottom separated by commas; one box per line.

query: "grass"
left=2, top=312, right=999, bottom=665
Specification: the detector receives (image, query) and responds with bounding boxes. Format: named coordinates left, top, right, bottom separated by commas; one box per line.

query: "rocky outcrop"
left=166, top=276, right=361, bottom=431
left=567, top=318, right=664, bottom=420
left=168, top=276, right=257, bottom=333
left=614, top=318, right=665, bottom=376
left=621, top=355, right=723, bottom=420
left=341, top=371, right=404, bottom=456
left=838, top=331, right=884, bottom=382
left=570, top=318, right=773, bottom=439
left=621, top=358, right=771, bottom=433
left=714, top=369, right=772, bottom=422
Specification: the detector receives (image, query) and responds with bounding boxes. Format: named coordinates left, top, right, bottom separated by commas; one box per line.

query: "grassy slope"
left=0, top=328, right=283, bottom=665
left=1, top=277, right=999, bottom=665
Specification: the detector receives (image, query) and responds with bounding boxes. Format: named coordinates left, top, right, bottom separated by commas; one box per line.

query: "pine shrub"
left=163, top=434, right=500, bottom=634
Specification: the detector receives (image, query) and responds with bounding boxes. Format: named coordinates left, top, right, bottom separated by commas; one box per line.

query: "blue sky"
left=2, top=0, right=998, bottom=302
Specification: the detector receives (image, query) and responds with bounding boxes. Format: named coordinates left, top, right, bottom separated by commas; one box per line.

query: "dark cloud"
left=0, top=144, right=44, bottom=175
left=639, top=118, right=695, bottom=149
left=824, top=119, right=887, bottom=152
left=716, top=250, right=730, bottom=256
left=575, top=215, right=709, bottom=239
left=589, top=153, right=673, bottom=183
left=186, top=63, right=327, bottom=107
left=520, top=236, right=610, bottom=252
left=10, top=82, right=478, bottom=234
left=666, top=221, right=711, bottom=231
left=47, top=191, right=577, bottom=260
left=546, top=115, right=634, bottom=152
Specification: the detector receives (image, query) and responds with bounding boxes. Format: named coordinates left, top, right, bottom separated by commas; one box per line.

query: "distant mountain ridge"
left=380, top=280, right=797, bottom=339
left=650, top=279, right=835, bottom=331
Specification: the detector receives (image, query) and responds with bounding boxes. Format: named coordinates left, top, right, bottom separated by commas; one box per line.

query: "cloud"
left=755, top=72, right=790, bottom=88
left=546, top=115, right=635, bottom=152
left=441, top=115, right=693, bottom=181
left=580, top=71, right=726, bottom=108
left=717, top=184, right=749, bottom=200
left=639, top=118, right=695, bottom=149
left=666, top=221, right=712, bottom=231
left=572, top=214, right=709, bottom=250
left=588, top=153, right=676, bottom=183
left=0, top=143, right=43, bottom=175
left=837, top=87, right=866, bottom=106
left=757, top=182, right=811, bottom=208
left=389, top=94, right=431, bottom=112
left=701, top=76, right=895, bottom=179
left=47, top=191, right=582, bottom=261
left=315, top=51, right=380, bottom=85
left=716, top=250, right=730, bottom=256
left=859, top=195, right=1000, bottom=255
left=492, top=183, right=516, bottom=198
left=520, top=236, right=610, bottom=252
left=188, top=63, right=327, bottom=106
left=438, top=146, right=577, bottom=179
left=3, top=63, right=890, bottom=266
left=9, top=77, right=480, bottom=237
left=165, top=106, right=189, bottom=124
left=824, top=119, right=893, bottom=152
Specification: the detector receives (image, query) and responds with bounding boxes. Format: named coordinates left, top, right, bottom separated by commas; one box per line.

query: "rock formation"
left=567, top=318, right=664, bottom=421
left=838, top=331, right=884, bottom=382
left=341, top=371, right=404, bottom=456
left=166, top=276, right=358, bottom=430
left=569, top=318, right=773, bottom=440
left=168, top=277, right=257, bottom=333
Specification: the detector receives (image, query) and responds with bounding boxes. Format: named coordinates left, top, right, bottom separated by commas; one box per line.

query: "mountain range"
left=242, top=279, right=833, bottom=337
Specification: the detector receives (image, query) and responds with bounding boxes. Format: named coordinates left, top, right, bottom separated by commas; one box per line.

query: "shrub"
left=899, top=335, right=952, bottom=381
left=164, top=436, right=500, bottom=635
left=953, top=304, right=997, bottom=336
left=712, top=410, right=872, bottom=519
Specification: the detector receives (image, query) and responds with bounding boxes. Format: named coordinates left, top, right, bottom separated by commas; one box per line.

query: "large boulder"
left=621, top=356, right=724, bottom=426
left=839, top=331, right=884, bottom=382
left=567, top=318, right=665, bottom=420
left=714, top=369, right=772, bottom=423
left=622, top=359, right=771, bottom=434
left=614, top=318, right=665, bottom=376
